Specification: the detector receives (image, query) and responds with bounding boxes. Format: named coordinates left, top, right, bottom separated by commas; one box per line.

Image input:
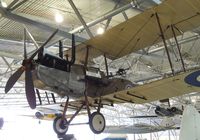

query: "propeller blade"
left=29, top=29, right=58, bottom=60
left=5, top=66, right=25, bottom=93
left=25, top=69, right=36, bottom=109
left=24, top=28, right=27, bottom=59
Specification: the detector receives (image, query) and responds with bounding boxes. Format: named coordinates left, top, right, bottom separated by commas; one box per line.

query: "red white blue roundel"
left=184, top=70, right=200, bottom=87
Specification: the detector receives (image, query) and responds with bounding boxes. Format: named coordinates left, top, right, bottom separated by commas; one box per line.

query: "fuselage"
left=32, top=49, right=133, bottom=99
left=32, top=64, right=133, bottom=99
left=33, top=64, right=85, bottom=98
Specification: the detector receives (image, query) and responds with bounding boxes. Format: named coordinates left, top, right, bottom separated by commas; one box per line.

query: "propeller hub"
left=22, top=59, right=34, bottom=71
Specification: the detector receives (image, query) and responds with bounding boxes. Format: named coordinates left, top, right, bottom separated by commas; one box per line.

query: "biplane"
left=104, top=123, right=179, bottom=134
left=3, top=0, right=200, bottom=136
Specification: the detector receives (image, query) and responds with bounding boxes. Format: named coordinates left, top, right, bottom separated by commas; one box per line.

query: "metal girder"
left=0, top=2, right=141, bottom=43
left=104, top=1, right=134, bottom=30
left=7, top=0, right=20, bottom=9
left=43, top=2, right=141, bottom=46
left=104, top=2, right=119, bottom=30
left=23, top=25, right=39, bottom=49
left=68, top=0, right=93, bottom=38
left=71, top=2, right=141, bottom=33
left=0, top=7, right=86, bottom=42
left=148, top=34, right=200, bottom=54
left=1, top=57, right=13, bottom=71
left=8, top=0, right=28, bottom=11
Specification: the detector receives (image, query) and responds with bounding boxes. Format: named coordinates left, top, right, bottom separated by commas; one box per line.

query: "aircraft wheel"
left=171, top=107, right=177, bottom=112
left=89, top=112, right=105, bottom=134
left=53, top=116, right=68, bottom=135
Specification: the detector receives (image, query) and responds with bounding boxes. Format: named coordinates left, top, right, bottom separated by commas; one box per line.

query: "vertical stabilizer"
left=179, top=105, right=200, bottom=140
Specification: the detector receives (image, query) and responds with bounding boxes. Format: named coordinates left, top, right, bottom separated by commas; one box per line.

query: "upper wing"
left=71, top=0, right=200, bottom=63
left=102, top=69, right=200, bottom=104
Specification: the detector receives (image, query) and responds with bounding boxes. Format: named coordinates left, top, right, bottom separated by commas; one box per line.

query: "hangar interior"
left=0, top=0, right=200, bottom=140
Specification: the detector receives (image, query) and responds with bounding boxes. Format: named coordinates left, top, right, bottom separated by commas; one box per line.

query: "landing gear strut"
left=53, top=96, right=69, bottom=135
left=53, top=93, right=106, bottom=135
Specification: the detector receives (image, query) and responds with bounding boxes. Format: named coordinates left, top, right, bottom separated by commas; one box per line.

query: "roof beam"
left=68, top=0, right=93, bottom=38
left=148, top=34, right=200, bottom=54
left=104, top=2, right=121, bottom=30
left=71, top=2, right=142, bottom=34
left=8, top=0, right=28, bottom=11
left=1, top=57, right=13, bottom=71
left=7, top=0, right=20, bottom=9
left=0, top=7, right=86, bottom=43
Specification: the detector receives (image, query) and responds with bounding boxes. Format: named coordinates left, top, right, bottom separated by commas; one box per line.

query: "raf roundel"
left=184, top=70, right=200, bottom=87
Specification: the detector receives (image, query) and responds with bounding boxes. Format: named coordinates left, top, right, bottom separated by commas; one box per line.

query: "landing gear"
left=53, top=92, right=106, bottom=136
left=53, top=116, right=68, bottom=135
left=89, top=112, right=105, bottom=134
left=53, top=96, right=69, bottom=136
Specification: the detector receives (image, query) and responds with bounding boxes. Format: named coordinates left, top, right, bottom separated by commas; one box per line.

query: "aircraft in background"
left=130, top=106, right=183, bottom=119
left=154, top=106, right=182, bottom=117
left=104, top=105, right=200, bottom=136
left=104, top=123, right=179, bottom=134
left=4, top=0, right=200, bottom=136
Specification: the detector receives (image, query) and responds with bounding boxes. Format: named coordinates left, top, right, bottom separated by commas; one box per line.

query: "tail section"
left=179, top=105, right=200, bottom=140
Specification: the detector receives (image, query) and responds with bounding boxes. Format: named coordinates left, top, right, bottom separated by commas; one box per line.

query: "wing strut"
left=84, top=45, right=89, bottom=69
left=155, top=13, right=175, bottom=75
left=104, top=54, right=109, bottom=77
left=59, top=40, right=63, bottom=59
left=36, top=89, right=42, bottom=105
left=171, top=25, right=186, bottom=72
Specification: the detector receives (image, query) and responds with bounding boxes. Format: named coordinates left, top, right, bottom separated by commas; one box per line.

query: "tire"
left=89, top=112, right=105, bottom=134
left=171, top=107, right=177, bottom=112
left=53, top=116, right=68, bottom=135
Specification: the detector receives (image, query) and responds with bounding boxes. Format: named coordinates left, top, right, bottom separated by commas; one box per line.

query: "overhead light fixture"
left=55, top=13, right=64, bottom=23
left=147, top=65, right=151, bottom=68
left=1, top=1, right=7, bottom=8
left=191, top=98, right=196, bottom=103
left=97, top=27, right=104, bottom=35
